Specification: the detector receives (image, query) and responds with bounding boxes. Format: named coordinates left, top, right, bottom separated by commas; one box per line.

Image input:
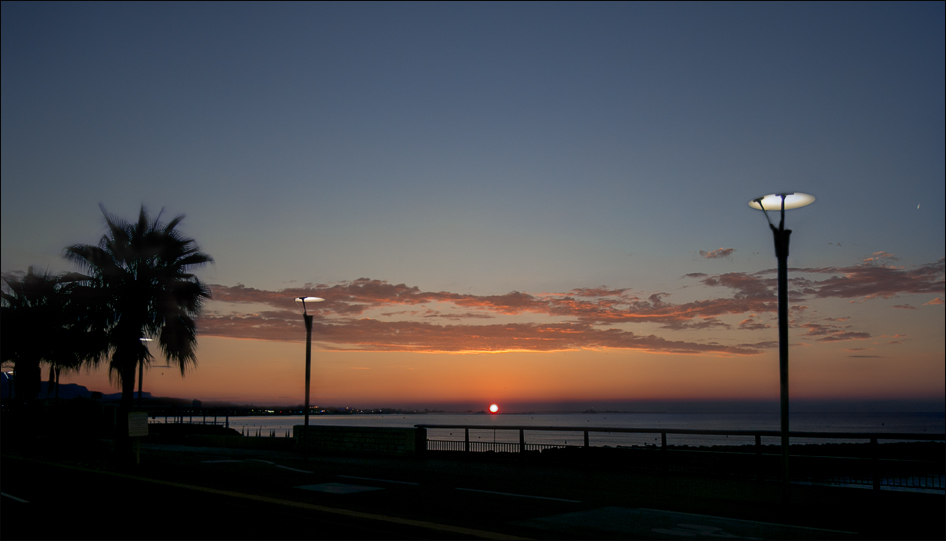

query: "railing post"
left=871, top=437, right=880, bottom=491
left=465, top=428, right=470, bottom=453
left=415, top=427, right=427, bottom=456
left=755, top=434, right=763, bottom=480
left=584, top=430, right=589, bottom=448
left=661, top=432, right=668, bottom=473
left=519, top=429, right=525, bottom=453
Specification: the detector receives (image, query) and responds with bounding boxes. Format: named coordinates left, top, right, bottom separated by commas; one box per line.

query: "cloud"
left=924, top=297, right=944, bottom=306
left=196, top=314, right=761, bottom=355
left=795, top=322, right=872, bottom=342
left=863, top=251, right=899, bottom=263
left=201, top=280, right=769, bottom=355
left=198, top=279, right=782, bottom=355
left=739, top=340, right=779, bottom=350
left=816, top=332, right=872, bottom=342
left=738, top=318, right=770, bottom=331
left=892, top=304, right=916, bottom=310
left=421, top=310, right=496, bottom=321
left=659, top=317, right=731, bottom=331
left=564, top=287, right=631, bottom=297
left=794, top=256, right=944, bottom=300
left=700, top=272, right=774, bottom=299
left=199, top=255, right=942, bottom=355
left=699, top=248, right=735, bottom=259
left=699, top=256, right=944, bottom=303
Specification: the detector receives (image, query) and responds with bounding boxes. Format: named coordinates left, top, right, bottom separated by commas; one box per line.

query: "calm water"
left=154, top=411, right=945, bottom=447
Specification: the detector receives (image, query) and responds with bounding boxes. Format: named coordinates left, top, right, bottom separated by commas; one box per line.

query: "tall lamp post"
left=749, top=192, right=815, bottom=488
left=295, top=297, right=325, bottom=432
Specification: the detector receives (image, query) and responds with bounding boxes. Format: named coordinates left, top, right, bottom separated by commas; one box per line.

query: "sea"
left=152, top=411, right=945, bottom=448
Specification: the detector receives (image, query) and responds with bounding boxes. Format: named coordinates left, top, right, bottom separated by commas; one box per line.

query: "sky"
left=2, top=2, right=944, bottom=411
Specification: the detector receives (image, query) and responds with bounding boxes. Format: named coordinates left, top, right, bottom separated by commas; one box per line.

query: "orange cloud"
left=196, top=315, right=762, bottom=355
left=699, top=247, right=735, bottom=259
left=198, top=280, right=785, bottom=355
left=739, top=318, right=770, bottom=331
left=863, top=251, right=899, bottom=263
left=199, top=256, right=942, bottom=356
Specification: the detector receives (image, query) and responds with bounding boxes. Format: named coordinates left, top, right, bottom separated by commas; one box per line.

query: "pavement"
left=2, top=441, right=944, bottom=540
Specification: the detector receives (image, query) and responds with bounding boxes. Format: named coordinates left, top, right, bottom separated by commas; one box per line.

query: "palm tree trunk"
left=121, top=362, right=137, bottom=409
left=116, top=362, right=138, bottom=466
left=18, top=362, right=41, bottom=404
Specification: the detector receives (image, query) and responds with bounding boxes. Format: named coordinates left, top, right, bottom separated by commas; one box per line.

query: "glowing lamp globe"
left=748, top=193, right=815, bottom=211
left=295, top=296, right=325, bottom=315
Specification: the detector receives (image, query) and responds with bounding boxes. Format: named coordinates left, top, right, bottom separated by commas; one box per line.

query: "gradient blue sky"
left=2, top=3, right=943, bottom=410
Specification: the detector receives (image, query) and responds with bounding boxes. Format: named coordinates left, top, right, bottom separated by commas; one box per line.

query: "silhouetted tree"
left=1, top=268, right=55, bottom=403
left=47, top=276, right=111, bottom=398
left=1, top=268, right=107, bottom=403
left=64, top=205, right=213, bottom=419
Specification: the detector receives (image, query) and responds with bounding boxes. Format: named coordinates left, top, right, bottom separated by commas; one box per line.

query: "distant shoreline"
left=6, top=382, right=943, bottom=415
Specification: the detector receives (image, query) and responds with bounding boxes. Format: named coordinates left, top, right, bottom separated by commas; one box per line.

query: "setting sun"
left=489, top=404, right=499, bottom=414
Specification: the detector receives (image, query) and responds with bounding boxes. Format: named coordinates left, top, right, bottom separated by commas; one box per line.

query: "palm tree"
left=64, top=205, right=212, bottom=417
left=45, top=275, right=111, bottom=399
left=1, top=267, right=60, bottom=403
left=1, top=268, right=107, bottom=404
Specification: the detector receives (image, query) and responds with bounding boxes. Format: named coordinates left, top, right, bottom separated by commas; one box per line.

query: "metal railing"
left=147, top=418, right=294, bottom=438
left=148, top=412, right=230, bottom=428
left=416, top=424, right=945, bottom=491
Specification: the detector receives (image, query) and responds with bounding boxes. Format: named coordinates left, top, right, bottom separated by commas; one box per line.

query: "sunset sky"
left=2, top=3, right=943, bottom=411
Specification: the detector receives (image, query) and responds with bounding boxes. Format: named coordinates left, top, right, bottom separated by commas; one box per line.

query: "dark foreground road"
left=2, top=443, right=943, bottom=540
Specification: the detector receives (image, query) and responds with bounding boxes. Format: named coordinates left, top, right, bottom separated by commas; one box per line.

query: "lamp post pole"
left=750, top=192, right=814, bottom=492
left=295, top=297, right=324, bottom=460
left=771, top=200, right=791, bottom=484
left=303, top=311, right=313, bottom=429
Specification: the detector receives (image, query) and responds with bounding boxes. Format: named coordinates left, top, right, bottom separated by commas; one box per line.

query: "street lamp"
left=295, top=297, right=325, bottom=433
left=749, top=192, right=815, bottom=488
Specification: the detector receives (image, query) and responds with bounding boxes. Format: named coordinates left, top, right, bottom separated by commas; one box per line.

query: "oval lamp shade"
left=295, top=297, right=325, bottom=303
left=748, top=193, right=815, bottom=211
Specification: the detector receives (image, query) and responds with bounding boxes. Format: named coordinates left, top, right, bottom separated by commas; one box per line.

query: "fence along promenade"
left=140, top=409, right=943, bottom=492
left=416, top=423, right=946, bottom=492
